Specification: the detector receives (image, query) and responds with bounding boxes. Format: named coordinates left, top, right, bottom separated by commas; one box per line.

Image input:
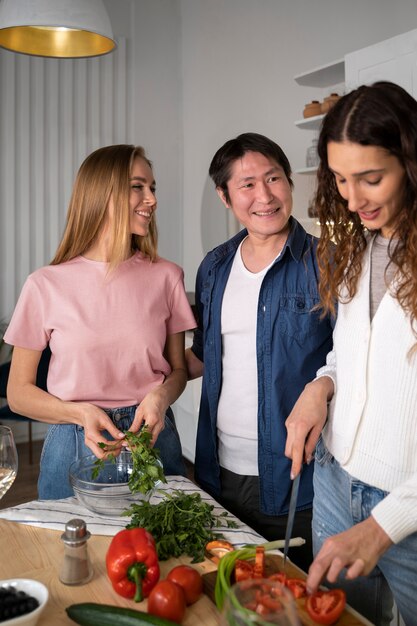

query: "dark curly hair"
left=315, top=81, right=417, bottom=338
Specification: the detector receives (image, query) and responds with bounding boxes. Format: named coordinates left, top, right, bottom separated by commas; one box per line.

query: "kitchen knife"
left=283, top=471, right=301, bottom=568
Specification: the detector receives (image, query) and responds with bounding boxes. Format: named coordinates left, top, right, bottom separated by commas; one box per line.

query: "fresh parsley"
left=92, top=427, right=167, bottom=495
left=124, top=489, right=238, bottom=563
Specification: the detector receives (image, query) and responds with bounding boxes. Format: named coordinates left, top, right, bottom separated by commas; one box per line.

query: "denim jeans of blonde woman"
left=38, top=405, right=186, bottom=500
left=313, top=436, right=417, bottom=626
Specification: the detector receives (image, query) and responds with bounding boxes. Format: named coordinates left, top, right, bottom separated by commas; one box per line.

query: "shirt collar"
left=278, top=216, right=307, bottom=263
left=213, top=216, right=307, bottom=263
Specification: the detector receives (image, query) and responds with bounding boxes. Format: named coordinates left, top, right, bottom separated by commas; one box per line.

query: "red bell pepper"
left=106, top=528, right=160, bottom=602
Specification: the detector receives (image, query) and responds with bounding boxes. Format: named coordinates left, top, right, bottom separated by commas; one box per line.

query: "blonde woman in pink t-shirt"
left=4, top=144, right=196, bottom=499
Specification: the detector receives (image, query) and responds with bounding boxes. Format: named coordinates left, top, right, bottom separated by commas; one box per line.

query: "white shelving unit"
left=294, top=59, right=344, bottom=87
left=294, top=59, right=345, bottom=174
left=295, top=114, right=325, bottom=131
left=296, top=166, right=318, bottom=175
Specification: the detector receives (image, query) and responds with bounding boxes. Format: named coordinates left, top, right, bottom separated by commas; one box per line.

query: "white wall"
left=83, top=0, right=183, bottom=267
left=179, top=0, right=417, bottom=290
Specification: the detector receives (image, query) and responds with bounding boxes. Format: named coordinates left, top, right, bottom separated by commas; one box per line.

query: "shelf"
left=295, top=166, right=317, bottom=175
left=294, top=59, right=344, bottom=87
left=294, top=114, right=324, bottom=130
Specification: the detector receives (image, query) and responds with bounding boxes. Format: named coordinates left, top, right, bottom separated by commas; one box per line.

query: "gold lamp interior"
left=0, top=0, right=116, bottom=58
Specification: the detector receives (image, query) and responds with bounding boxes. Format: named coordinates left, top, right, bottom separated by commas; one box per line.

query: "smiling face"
left=217, top=151, right=293, bottom=241
left=328, top=141, right=406, bottom=238
left=129, top=156, right=157, bottom=236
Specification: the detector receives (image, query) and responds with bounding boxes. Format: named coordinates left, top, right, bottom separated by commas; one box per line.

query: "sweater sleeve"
left=315, top=346, right=337, bottom=394
left=372, top=474, right=417, bottom=543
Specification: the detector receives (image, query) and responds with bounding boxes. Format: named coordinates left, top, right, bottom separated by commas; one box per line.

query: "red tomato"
left=235, top=559, right=254, bottom=582
left=253, top=546, right=266, bottom=578
left=268, top=572, right=287, bottom=585
left=244, top=593, right=283, bottom=616
left=286, top=578, right=307, bottom=599
left=306, top=589, right=346, bottom=625
left=255, top=594, right=283, bottom=612
left=166, top=565, right=203, bottom=605
left=147, top=580, right=186, bottom=624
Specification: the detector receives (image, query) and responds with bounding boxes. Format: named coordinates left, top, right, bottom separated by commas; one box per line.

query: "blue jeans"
left=313, top=436, right=417, bottom=626
left=38, top=405, right=186, bottom=499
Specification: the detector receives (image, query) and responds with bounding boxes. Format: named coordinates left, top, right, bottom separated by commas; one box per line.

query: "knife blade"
left=283, top=472, right=301, bottom=568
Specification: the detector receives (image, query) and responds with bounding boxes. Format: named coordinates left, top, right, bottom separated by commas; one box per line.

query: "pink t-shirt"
left=4, top=253, right=196, bottom=407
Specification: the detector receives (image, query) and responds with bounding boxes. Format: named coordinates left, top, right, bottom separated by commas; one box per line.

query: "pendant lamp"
left=0, top=0, right=116, bottom=58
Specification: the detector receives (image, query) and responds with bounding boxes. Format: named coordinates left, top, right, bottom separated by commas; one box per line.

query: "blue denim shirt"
left=191, top=217, right=334, bottom=515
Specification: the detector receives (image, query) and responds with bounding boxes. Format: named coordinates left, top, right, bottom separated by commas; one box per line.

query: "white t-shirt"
left=217, top=240, right=278, bottom=475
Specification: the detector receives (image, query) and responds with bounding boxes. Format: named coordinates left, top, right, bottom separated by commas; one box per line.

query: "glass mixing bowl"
left=69, top=450, right=162, bottom=516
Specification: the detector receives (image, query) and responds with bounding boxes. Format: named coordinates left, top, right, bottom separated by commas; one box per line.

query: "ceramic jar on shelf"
left=321, top=92, right=341, bottom=113
left=303, top=100, right=322, bottom=118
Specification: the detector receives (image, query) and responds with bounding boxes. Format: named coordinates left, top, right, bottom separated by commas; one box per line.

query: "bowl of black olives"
left=0, top=579, right=48, bottom=625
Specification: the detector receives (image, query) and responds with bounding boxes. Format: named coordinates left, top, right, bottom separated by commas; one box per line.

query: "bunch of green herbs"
left=92, top=426, right=166, bottom=495
left=124, top=489, right=238, bottom=563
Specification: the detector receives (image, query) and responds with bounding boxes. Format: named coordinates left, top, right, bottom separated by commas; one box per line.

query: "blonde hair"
left=51, top=144, right=158, bottom=268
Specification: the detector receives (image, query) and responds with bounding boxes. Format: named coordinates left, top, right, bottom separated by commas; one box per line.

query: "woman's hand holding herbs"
left=129, top=388, right=168, bottom=445
left=76, top=403, right=125, bottom=457
left=92, top=426, right=166, bottom=495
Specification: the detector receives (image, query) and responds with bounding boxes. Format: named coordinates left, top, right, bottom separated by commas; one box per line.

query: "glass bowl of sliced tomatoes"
left=219, top=578, right=302, bottom=625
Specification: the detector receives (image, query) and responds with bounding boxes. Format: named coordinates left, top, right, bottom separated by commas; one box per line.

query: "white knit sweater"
left=317, top=240, right=417, bottom=543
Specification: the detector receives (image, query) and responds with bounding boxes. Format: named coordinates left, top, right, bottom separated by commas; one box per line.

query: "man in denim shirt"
left=186, top=133, right=333, bottom=571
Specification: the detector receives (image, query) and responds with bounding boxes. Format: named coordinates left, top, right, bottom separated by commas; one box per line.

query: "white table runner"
left=0, top=476, right=265, bottom=547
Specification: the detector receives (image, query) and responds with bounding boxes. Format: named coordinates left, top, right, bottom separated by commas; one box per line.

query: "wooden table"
left=0, top=517, right=373, bottom=626
left=0, top=519, right=220, bottom=625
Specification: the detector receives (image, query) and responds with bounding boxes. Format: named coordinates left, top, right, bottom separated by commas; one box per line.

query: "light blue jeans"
left=313, top=436, right=417, bottom=626
left=38, top=405, right=186, bottom=500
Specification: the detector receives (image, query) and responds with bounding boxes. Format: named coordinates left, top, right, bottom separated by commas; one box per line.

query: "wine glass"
left=219, top=578, right=301, bottom=626
left=0, top=425, right=18, bottom=499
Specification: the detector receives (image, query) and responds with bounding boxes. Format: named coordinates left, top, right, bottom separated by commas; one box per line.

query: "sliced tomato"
left=306, top=589, right=346, bottom=625
left=254, top=602, right=271, bottom=616
left=253, top=546, right=266, bottom=578
left=235, top=559, right=254, bottom=582
left=286, top=578, right=307, bottom=599
left=268, top=572, right=287, bottom=585
left=256, top=594, right=283, bottom=612
left=244, top=596, right=283, bottom=616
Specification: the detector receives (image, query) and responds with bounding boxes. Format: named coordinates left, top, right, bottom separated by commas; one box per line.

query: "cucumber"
left=66, top=603, right=180, bottom=626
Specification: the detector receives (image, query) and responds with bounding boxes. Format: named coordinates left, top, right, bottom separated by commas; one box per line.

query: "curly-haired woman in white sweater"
left=285, top=81, right=417, bottom=626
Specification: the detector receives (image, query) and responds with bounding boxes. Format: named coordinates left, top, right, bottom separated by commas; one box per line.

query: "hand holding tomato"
left=147, top=580, right=186, bottom=624
left=306, top=516, right=393, bottom=594
left=166, top=565, right=203, bottom=605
